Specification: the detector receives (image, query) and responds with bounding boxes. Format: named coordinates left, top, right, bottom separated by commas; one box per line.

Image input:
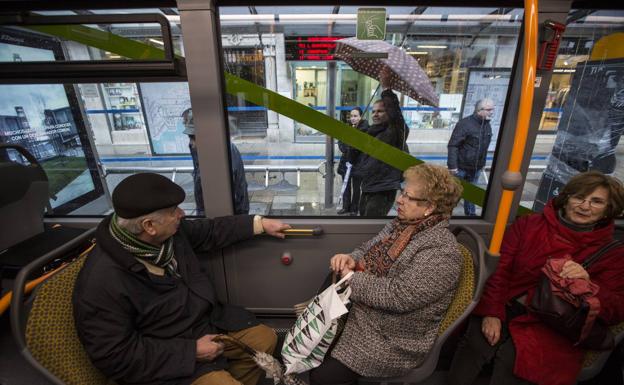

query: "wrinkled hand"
left=560, top=260, right=589, bottom=280
left=379, top=66, right=393, bottom=90
left=330, top=254, right=356, bottom=276
left=481, top=316, right=502, bottom=346
left=196, top=334, right=224, bottom=361
left=262, top=218, right=291, bottom=239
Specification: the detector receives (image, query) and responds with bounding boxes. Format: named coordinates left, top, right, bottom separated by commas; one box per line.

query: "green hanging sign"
left=356, top=8, right=387, bottom=40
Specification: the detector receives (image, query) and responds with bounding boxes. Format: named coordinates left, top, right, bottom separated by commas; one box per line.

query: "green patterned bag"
left=281, top=272, right=353, bottom=374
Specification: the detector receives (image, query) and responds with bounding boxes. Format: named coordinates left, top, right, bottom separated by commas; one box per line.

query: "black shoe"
left=350, top=211, right=359, bottom=216
left=337, top=209, right=349, bottom=215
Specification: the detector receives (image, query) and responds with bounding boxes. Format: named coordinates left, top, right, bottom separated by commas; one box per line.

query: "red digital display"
left=287, top=36, right=340, bottom=61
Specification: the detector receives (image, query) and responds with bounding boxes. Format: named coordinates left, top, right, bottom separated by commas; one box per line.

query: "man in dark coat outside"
left=355, top=67, right=409, bottom=217
left=183, top=109, right=250, bottom=215
left=447, top=98, right=494, bottom=216
left=73, top=173, right=290, bottom=385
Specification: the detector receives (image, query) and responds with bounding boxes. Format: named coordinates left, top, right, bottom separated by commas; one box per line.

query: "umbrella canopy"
left=334, top=37, right=439, bottom=107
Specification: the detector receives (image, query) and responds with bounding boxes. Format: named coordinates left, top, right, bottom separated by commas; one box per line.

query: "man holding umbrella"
left=355, top=67, right=409, bottom=216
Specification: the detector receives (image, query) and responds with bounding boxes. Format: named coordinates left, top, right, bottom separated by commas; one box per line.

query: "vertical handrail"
left=488, top=0, right=539, bottom=255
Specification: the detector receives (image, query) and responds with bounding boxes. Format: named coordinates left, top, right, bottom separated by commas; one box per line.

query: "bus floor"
left=1, top=313, right=622, bottom=385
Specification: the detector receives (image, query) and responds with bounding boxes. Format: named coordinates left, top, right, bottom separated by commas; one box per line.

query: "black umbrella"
left=334, top=37, right=439, bottom=107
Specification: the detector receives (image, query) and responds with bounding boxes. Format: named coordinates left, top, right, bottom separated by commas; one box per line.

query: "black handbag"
left=529, top=240, right=621, bottom=350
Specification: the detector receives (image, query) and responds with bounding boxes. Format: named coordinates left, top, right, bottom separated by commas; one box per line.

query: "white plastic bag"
left=281, top=272, right=353, bottom=374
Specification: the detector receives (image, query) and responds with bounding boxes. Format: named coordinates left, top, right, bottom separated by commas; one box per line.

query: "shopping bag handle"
left=335, top=271, right=353, bottom=290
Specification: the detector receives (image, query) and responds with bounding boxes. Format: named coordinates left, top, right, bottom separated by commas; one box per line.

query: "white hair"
left=116, top=209, right=168, bottom=235
left=474, top=98, right=495, bottom=113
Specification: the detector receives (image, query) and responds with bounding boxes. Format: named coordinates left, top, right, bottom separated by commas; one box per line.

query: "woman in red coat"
left=448, top=171, right=624, bottom=385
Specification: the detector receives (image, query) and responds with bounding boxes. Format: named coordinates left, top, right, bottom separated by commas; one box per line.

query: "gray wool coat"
left=330, top=220, right=462, bottom=377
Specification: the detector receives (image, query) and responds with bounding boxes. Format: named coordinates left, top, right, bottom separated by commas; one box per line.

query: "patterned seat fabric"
left=582, top=321, right=624, bottom=368
left=25, top=255, right=111, bottom=385
left=438, top=244, right=476, bottom=335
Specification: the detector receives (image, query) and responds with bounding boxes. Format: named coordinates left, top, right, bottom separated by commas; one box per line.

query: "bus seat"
left=358, top=225, right=488, bottom=385
left=9, top=228, right=111, bottom=385
left=0, top=144, right=87, bottom=293
left=577, top=322, right=624, bottom=382
left=0, top=144, right=49, bottom=252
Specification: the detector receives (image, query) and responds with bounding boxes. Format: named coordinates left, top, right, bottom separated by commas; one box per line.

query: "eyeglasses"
left=399, top=189, right=429, bottom=203
left=568, top=195, right=608, bottom=209
left=481, top=108, right=494, bottom=112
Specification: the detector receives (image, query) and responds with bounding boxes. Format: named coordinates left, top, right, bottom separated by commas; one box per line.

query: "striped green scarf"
left=109, top=214, right=181, bottom=278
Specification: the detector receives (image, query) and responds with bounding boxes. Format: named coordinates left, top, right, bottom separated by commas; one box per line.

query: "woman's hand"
left=481, top=316, right=502, bottom=346
left=560, top=260, right=589, bottom=280
left=330, top=254, right=356, bottom=275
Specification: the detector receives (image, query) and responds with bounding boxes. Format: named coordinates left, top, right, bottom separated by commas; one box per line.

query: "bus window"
left=524, top=10, right=624, bottom=212
left=0, top=11, right=204, bottom=216
left=215, top=5, right=523, bottom=217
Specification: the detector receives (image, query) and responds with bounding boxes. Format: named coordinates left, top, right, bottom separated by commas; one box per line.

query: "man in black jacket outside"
left=356, top=67, right=409, bottom=216
left=73, top=173, right=290, bottom=385
left=447, top=98, right=494, bottom=216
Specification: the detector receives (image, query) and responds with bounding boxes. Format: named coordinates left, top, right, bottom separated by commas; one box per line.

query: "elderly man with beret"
left=73, top=173, right=291, bottom=385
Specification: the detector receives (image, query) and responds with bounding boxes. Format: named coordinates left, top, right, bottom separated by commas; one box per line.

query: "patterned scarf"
left=360, top=214, right=448, bottom=277
left=109, top=214, right=181, bottom=278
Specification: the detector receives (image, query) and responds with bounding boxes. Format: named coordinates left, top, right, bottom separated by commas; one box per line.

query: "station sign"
left=285, top=36, right=341, bottom=61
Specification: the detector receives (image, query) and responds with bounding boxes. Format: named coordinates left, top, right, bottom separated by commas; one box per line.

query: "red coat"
left=473, top=201, right=624, bottom=385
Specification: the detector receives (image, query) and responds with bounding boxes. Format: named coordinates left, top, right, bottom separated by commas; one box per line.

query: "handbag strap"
left=582, top=240, right=622, bottom=269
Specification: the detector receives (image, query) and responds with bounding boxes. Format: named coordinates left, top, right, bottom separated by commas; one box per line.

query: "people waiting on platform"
left=337, top=107, right=369, bottom=215
left=448, top=171, right=624, bottom=385
left=354, top=67, right=410, bottom=217
left=310, top=164, right=463, bottom=385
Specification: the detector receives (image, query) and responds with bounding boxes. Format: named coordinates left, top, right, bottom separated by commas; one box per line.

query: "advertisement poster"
left=139, top=82, right=191, bottom=155
left=461, top=68, right=512, bottom=151
left=0, top=29, right=101, bottom=213
left=533, top=59, right=624, bottom=211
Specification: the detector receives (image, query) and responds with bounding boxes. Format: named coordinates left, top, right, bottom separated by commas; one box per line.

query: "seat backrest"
left=0, top=144, right=49, bottom=251
left=579, top=321, right=624, bottom=381
left=437, top=243, right=476, bottom=335
left=24, top=254, right=110, bottom=385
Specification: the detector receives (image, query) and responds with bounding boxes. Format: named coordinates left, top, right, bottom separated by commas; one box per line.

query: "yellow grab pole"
left=489, top=0, right=539, bottom=255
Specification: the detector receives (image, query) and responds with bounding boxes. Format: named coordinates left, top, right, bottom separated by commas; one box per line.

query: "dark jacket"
left=355, top=89, right=408, bottom=193
left=230, top=143, right=249, bottom=214
left=190, top=143, right=249, bottom=215
left=473, top=201, right=624, bottom=385
left=73, top=214, right=258, bottom=385
left=337, top=120, right=369, bottom=177
left=447, top=114, right=492, bottom=172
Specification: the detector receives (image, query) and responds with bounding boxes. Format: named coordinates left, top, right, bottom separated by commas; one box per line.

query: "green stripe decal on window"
left=25, top=23, right=489, bottom=209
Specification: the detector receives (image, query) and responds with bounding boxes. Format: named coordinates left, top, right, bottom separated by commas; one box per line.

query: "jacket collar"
left=96, top=214, right=147, bottom=273
left=542, top=199, right=614, bottom=247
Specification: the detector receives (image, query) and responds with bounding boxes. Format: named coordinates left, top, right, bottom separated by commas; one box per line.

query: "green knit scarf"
left=109, top=214, right=180, bottom=278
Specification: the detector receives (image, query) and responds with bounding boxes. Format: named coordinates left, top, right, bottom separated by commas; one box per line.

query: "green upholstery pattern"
left=582, top=321, right=624, bottom=368
left=25, top=255, right=110, bottom=385
left=438, top=244, right=475, bottom=335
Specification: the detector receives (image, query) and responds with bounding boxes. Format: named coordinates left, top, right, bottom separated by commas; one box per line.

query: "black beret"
left=112, top=173, right=186, bottom=218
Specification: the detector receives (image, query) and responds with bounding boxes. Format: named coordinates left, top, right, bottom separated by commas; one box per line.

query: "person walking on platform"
left=356, top=67, right=409, bottom=217
left=447, top=98, right=494, bottom=216
left=337, top=107, right=369, bottom=215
